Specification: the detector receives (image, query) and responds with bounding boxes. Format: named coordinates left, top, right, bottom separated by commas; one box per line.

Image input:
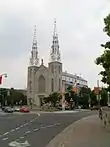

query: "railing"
left=100, top=107, right=110, bottom=132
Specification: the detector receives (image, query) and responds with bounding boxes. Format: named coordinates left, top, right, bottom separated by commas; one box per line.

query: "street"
left=0, top=111, right=95, bottom=147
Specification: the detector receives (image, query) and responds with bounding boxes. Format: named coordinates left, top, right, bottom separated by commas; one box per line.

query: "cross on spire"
left=53, top=19, right=57, bottom=37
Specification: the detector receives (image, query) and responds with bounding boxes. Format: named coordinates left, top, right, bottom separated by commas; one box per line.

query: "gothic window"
left=51, top=79, right=54, bottom=92
left=59, top=79, right=60, bottom=91
left=38, top=75, right=45, bottom=93
left=59, top=65, right=60, bottom=73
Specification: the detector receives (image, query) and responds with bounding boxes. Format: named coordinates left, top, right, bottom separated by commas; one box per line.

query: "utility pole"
left=62, top=81, right=65, bottom=111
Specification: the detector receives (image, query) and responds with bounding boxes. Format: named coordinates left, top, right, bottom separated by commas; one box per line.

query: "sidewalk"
left=46, top=115, right=110, bottom=147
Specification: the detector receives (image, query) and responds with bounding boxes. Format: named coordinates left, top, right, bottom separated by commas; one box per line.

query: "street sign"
left=9, top=140, right=30, bottom=147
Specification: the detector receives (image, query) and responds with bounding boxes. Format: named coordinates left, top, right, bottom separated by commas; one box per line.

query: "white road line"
left=25, top=131, right=31, bottom=134
left=3, top=132, right=9, bottom=136
left=0, top=117, right=37, bottom=138
left=15, top=127, right=20, bottom=130
left=2, top=137, right=8, bottom=141
left=10, top=129, right=15, bottom=132
left=33, top=128, right=39, bottom=132
left=19, top=136, right=24, bottom=139
left=20, top=125, right=24, bottom=128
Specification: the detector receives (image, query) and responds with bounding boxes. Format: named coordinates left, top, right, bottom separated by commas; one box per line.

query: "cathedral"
left=27, top=20, right=63, bottom=107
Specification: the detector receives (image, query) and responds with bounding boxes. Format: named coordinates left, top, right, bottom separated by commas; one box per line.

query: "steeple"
left=30, top=25, right=39, bottom=66
left=50, top=19, right=61, bottom=63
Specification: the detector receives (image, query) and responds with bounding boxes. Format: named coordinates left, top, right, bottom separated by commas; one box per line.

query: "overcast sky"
left=0, top=0, right=110, bottom=89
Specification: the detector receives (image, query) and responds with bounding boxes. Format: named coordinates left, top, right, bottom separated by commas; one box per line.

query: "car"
left=4, top=107, right=14, bottom=113
left=14, top=106, right=20, bottom=112
left=20, top=106, right=30, bottom=113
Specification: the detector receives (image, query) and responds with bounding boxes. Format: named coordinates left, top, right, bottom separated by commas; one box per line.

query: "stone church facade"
left=27, top=20, right=62, bottom=106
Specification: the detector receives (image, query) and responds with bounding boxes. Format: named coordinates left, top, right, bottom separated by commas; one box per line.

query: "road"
left=0, top=111, right=95, bottom=147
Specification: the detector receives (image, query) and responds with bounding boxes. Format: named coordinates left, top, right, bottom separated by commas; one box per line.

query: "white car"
left=14, top=106, right=20, bottom=112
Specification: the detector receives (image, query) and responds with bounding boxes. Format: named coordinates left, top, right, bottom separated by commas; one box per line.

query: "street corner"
left=46, top=114, right=110, bottom=147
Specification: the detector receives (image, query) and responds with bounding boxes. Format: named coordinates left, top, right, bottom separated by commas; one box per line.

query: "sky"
left=0, top=0, right=110, bottom=89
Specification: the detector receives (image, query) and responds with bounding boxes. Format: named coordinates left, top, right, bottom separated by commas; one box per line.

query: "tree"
left=44, top=92, right=61, bottom=107
left=90, top=90, right=98, bottom=106
left=100, top=88, right=108, bottom=106
left=79, top=87, right=91, bottom=108
left=95, top=14, right=110, bottom=91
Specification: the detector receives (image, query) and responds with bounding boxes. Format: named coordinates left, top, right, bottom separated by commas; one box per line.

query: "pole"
left=108, top=92, right=110, bottom=106
left=62, top=81, right=65, bottom=111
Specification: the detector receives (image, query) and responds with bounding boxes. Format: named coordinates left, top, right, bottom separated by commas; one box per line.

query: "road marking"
left=19, top=136, right=25, bottom=139
left=9, top=140, right=30, bottom=147
left=3, top=132, right=9, bottom=136
left=10, top=129, right=15, bottom=132
left=15, top=127, right=20, bottom=130
left=25, top=131, right=31, bottom=134
left=2, top=137, right=8, bottom=141
left=33, top=128, right=39, bottom=132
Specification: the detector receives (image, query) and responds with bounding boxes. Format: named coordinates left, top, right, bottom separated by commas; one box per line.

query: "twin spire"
left=30, top=25, right=39, bottom=66
left=50, top=19, right=61, bottom=62
left=30, top=19, right=61, bottom=66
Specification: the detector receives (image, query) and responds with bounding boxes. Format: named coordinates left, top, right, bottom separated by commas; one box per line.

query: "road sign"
left=9, top=140, right=30, bottom=147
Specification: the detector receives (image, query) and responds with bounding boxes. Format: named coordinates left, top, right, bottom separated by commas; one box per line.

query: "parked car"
left=4, top=107, right=14, bottom=113
left=20, top=106, right=30, bottom=113
left=14, top=106, right=20, bottom=112
left=1, top=106, right=5, bottom=111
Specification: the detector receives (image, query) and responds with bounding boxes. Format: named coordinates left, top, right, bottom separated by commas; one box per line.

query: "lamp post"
left=70, top=98, right=73, bottom=110
left=62, top=81, right=65, bottom=111
left=108, top=91, right=110, bottom=106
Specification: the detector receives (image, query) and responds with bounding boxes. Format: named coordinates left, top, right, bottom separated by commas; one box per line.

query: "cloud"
left=0, top=0, right=110, bottom=89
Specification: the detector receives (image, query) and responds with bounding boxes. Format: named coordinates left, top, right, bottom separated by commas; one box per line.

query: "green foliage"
left=90, top=91, right=98, bottom=106
left=43, top=92, right=61, bottom=107
left=100, top=88, right=108, bottom=106
left=0, top=88, right=27, bottom=106
left=95, top=14, right=110, bottom=91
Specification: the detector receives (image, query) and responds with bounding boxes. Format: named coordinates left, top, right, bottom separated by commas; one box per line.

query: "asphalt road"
left=0, top=111, right=95, bottom=147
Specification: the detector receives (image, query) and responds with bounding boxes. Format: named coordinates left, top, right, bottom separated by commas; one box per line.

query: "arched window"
left=51, top=79, right=54, bottom=92
left=59, top=79, right=60, bottom=91
left=38, top=75, right=45, bottom=93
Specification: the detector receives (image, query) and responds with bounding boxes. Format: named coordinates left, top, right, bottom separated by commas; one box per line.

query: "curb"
left=46, top=115, right=98, bottom=147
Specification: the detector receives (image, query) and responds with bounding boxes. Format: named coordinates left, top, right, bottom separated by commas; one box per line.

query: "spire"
left=50, top=19, right=61, bottom=63
left=30, top=25, right=39, bottom=66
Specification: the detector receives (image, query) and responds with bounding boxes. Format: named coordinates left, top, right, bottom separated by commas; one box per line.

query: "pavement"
left=0, top=110, right=95, bottom=147
left=46, top=114, right=110, bottom=147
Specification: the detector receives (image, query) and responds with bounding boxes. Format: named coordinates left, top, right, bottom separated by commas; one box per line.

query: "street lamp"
left=108, top=91, right=110, bottom=107
left=70, top=98, right=73, bottom=110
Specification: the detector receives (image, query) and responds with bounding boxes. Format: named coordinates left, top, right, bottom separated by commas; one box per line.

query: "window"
left=59, top=65, right=60, bottom=73
left=51, top=79, right=54, bottom=92
left=59, top=79, right=60, bottom=91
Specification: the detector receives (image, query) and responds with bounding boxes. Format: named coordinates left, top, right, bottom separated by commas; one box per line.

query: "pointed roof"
left=49, top=19, right=61, bottom=63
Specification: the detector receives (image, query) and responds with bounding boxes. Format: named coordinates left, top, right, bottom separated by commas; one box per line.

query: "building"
left=62, top=71, right=88, bottom=90
left=27, top=20, right=88, bottom=107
